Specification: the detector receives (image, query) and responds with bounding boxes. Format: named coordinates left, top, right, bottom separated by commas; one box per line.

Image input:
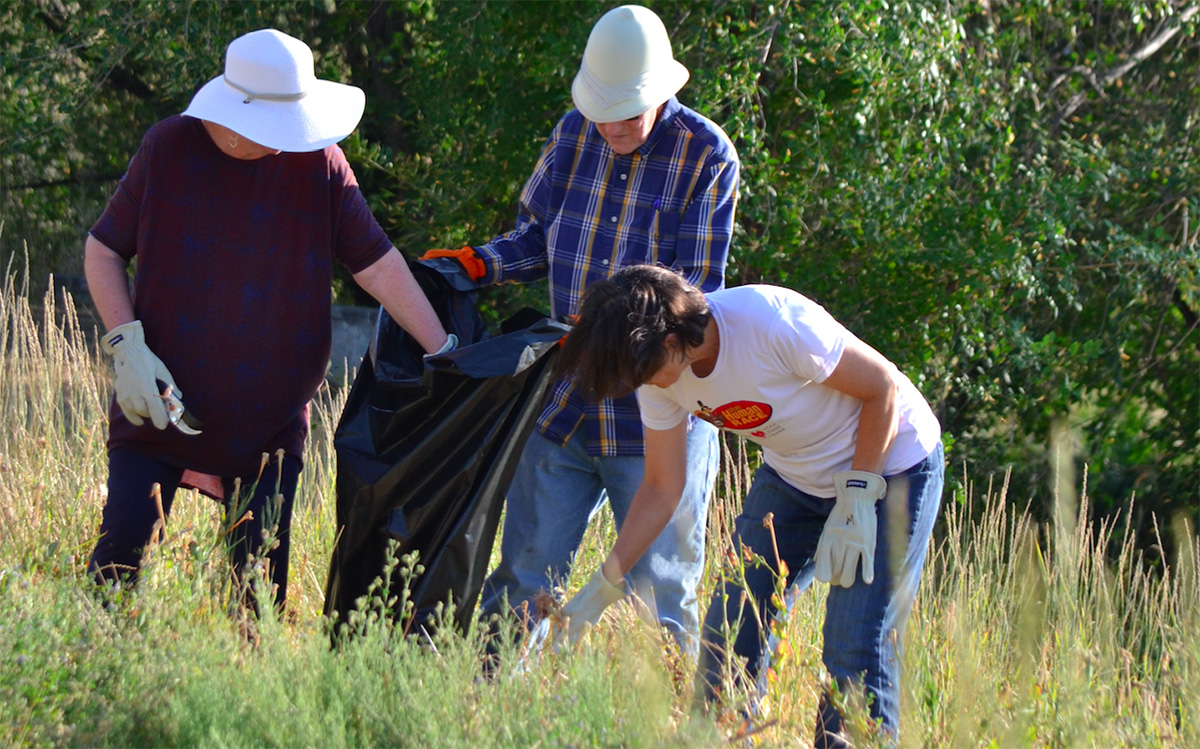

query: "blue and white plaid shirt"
left=476, top=97, right=739, bottom=456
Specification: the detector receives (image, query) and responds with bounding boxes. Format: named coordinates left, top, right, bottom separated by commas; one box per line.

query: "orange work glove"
left=558, top=314, right=578, bottom=347
left=419, top=246, right=486, bottom=281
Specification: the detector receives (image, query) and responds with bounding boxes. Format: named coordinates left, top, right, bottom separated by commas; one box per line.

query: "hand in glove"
left=419, top=246, right=487, bottom=281
left=814, top=470, right=887, bottom=587
left=558, top=567, right=626, bottom=647
left=100, top=320, right=180, bottom=430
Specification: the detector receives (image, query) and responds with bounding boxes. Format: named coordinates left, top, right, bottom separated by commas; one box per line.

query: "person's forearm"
left=850, top=385, right=899, bottom=474
left=600, top=422, right=688, bottom=584
left=473, top=229, right=547, bottom=287
left=601, top=482, right=684, bottom=584
left=822, top=336, right=902, bottom=476
left=354, top=248, right=450, bottom=354
left=83, top=234, right=135, bottom=331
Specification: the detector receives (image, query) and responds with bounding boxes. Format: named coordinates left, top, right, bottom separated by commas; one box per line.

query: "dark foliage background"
left=2, top=0, right=1196, bottom=563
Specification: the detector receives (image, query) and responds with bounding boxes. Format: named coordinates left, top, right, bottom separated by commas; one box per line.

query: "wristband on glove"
left=419, top=246, right=486, bottom=281
left=101, top=320, right=179, bottom=430
left=424, top=333, right=458, bottom=359
left=814, top=470, right=887, bottom=588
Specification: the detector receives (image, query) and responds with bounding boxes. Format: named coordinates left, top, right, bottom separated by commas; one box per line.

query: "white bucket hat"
left=182, top=28, right=365, bottom=153
left=571, top=5, right=689, bottom=123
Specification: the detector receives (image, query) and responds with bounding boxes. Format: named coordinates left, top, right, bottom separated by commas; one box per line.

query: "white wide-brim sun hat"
left=571, top=5, right=689, bottom=123
left=182, top=28, right=365, bottom=153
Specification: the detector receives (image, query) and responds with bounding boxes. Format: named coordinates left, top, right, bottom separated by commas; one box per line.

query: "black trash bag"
left=323, top=260, right=567, bottom=637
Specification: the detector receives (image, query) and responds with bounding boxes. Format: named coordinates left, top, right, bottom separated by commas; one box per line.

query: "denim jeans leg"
left=88, top=448, right=184, bottom=588
left=604, top=420, right=719, bottom=648
left=817, top=443, right=945, bottom=747
left=479, top=430, right=604, bottom=625
left=697, top=463, right=827, bottom=704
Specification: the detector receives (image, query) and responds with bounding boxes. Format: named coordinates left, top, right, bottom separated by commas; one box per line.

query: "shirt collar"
left=636, top=96, right=682, bottom=155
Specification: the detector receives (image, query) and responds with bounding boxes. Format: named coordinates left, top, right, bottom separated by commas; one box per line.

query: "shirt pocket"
left=650, top=208, right=681, bottom=264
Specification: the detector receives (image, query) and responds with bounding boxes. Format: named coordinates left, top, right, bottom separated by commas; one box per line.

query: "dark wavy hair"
left=555, top=264, right=710, bottom=401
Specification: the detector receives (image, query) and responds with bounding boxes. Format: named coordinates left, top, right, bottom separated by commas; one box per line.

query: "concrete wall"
left=329, top=304, right=379, bottom=381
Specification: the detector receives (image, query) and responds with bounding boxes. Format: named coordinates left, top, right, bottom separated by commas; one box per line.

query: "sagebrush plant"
left=0, top=270, right=1195, bottom=747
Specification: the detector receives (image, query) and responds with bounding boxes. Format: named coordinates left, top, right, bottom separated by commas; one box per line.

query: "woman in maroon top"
left=86, top=29, right=453, bottom=614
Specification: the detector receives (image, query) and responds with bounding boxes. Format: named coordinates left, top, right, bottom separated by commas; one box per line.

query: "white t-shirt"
left=637, top=285, right=942, bottom=497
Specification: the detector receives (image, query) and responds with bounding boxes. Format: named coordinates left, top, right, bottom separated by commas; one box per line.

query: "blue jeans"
left=88, top=447, right=300, bottom=612
left=480, top=422, right=720, bottom=647
left=698, top=443, right=944, bottom=747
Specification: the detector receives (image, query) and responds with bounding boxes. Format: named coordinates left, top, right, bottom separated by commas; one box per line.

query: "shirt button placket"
left=608, top=155, right=630, bottom=228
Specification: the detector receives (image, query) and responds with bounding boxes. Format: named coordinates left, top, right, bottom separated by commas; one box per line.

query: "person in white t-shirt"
left=552, top=264, right=944, bottom=748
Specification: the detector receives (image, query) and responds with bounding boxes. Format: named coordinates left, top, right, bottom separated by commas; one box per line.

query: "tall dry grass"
left=0, top=266, right=1195, bottom=746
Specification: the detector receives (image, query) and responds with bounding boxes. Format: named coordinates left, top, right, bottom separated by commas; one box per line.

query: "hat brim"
left=182, top=76, right=365, bottom=153
left=571, top=61, right=689, bottom=123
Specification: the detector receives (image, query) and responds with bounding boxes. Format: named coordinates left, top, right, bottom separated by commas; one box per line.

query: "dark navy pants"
left=88, top=447, right=300, bottom=610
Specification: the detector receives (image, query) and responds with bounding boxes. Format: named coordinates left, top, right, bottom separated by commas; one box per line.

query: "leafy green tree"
left=2, top=0, right=1195, bottom=558
left=687, top=0, right=1198, bottom=556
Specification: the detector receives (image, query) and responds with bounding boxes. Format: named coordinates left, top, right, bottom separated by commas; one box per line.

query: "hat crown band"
left=224, top=58, right=315, bottom=98
left=584, top=44, right=671, bottom=86
left=223, top=75, right=309, bottom=102
left=576, top=64, right=654, bottom=111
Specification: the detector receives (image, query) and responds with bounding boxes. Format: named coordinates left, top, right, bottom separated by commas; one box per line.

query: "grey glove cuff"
left=593, top=567, right=626, bottom=602
left=832, top=470, right=887, bottom=501
left=101, top=320, right=145, bottom=356
left=425, top=333, right=458, bottom=359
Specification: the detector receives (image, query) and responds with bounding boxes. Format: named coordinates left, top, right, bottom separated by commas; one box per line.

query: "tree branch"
left=1048, top=65, right=1106, bottom=97
left=758, top=0, right=792, bottom=66
left=1050, top=5, right=1199, bottom=129
left=1173, top=288, right=1199, bottom=351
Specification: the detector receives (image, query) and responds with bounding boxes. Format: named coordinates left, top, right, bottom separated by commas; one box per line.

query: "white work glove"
left=559, top=568, right=626, bottom=646
left=100, top=320, right=180, bottom=430
left=814, top=470, right=887, bottom=588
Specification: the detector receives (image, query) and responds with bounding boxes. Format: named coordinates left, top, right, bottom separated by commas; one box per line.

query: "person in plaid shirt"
left=425, top=5, right=738, bottom=652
